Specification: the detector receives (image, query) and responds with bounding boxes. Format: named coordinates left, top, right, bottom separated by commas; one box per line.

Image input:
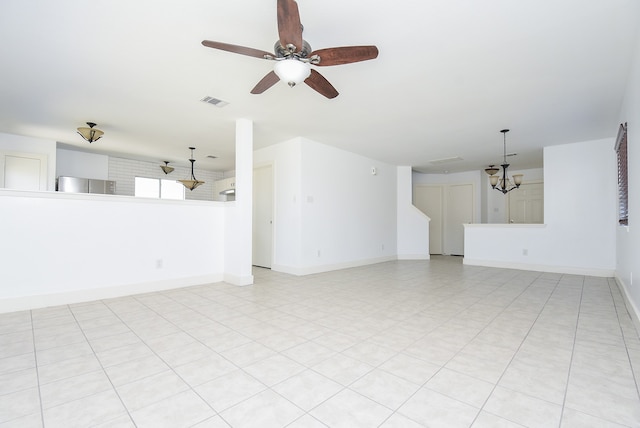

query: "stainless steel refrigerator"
left=57, top=176, right=116, bottom=194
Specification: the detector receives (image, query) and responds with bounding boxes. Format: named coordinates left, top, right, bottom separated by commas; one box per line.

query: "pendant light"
left=178, top=147, right=205, bottom=191
left=77, top=122, right=104, bottom=143
left=160, top=161, right=174, bottom=175
left=484, top=129, right=523, bottom=194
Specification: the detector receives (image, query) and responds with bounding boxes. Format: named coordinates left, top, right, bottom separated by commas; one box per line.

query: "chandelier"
left=178, top=147, right=205, bottom=191
left=485, top=129, right=523, bottom=194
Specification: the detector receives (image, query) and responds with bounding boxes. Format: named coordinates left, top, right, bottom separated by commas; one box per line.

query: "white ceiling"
left=0, top=0, right=638, bottom=174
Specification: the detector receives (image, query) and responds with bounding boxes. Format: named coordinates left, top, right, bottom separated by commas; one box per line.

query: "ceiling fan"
left=202, top=0, right=379, bottom=99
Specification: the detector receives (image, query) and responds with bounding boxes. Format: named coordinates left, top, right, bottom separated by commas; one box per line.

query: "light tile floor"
left=1, top=256, right=640, bottom=427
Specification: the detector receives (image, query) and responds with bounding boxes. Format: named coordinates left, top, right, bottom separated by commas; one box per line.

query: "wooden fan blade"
left=304, top=69, right=339, bottom=99
left=277, top=0, right=303, bottom=52
left=310, top=46, right=379, bottom=66
left=202, top=40, right=272, bottom=59
left=251, top=71, right=280, bottom=94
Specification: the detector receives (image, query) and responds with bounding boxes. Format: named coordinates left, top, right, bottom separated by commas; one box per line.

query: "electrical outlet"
left=317, top=250, right=321, bottom=257
left=156, top=259, right=163, bottom=269
left=522, top=249, right=528, bottom=256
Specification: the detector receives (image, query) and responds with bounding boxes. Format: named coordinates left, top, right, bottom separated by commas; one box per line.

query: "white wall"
left=0, top=132, right=57, bottom=191
left=616, top=27, right=640, bottom=327
left=300, top=139, right=397, bottom=271
left=0, top=190, right=226, bottom=313
left=465, top=138, right=617, bottom=277
left=255, top=138, right=397, bottom=275
left=397, top=166, right=430, bottom=259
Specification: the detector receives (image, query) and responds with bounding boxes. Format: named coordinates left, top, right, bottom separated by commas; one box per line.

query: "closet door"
left=508, top=182, right=544, bottom=224
left=1, top=152, right=48, bottom=191
left=446, top=183, right=473, bottom=256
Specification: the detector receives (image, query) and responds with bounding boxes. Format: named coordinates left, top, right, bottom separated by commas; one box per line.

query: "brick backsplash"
left=108, top=157, right=224, bottom=201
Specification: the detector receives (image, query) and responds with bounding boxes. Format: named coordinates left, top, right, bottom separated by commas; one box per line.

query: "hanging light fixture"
left=77, top=122, right=104, bottom=143
left=160, top=161, right=174, bottom=175
left=273, top=58, right=311, bottom=87
left=178, top=147, right=205, bottom=191
left=485, top=129, right=523, bottom=194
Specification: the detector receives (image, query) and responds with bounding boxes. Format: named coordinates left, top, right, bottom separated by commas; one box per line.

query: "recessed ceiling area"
left=0, top=0, right=637, bottom=173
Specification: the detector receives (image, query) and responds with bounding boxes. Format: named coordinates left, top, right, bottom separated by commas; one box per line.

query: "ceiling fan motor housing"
left=274, top=40, right=312, bottom=59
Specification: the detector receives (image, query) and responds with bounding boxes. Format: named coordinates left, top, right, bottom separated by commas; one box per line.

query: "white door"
left=413, top=185, right=443, bottom=254
left=446, top=183, right=474, bottom=256
left=1, top=153, right=48, bottom=190
left=508, top=182, right=544, bottom=223
left=253, top=165, right=273, bottom=268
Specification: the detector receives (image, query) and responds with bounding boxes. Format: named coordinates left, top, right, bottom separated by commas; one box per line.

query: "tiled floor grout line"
left=609, top=278, right=640, bottom=402
left=67, top=303, right=140, bottom=428
left=4, top=259, right=639, bottom=427
left=109, top=294, right=234, bottom=426
left=462, top=273, right=565, bottom=427
left=29, top=310, right=46, bottom=428
left=153, top=286, right=373, bottom=427
left=558, top=275, right=585, bottom=428
left=377, top=272, right=552, bottom=427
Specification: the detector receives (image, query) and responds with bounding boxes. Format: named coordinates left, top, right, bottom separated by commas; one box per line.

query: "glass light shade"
left=160, top=161, right=174, bottom=175
left=485, top=166, right=499, bottom=176
left=274, top=59, right=311, bottom=86
left=489, top=175, right=499, bottom=187
left=77, top=123, right=104, bottom=143
left=512, top=174, right=524, bottom=186
left=178, top=179, right=205, bottom=191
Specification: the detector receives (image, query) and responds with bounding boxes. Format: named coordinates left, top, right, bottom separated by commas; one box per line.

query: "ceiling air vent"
left=429, top=156, right=463, bottom=165
left=200, top=96, right=229, bottom=108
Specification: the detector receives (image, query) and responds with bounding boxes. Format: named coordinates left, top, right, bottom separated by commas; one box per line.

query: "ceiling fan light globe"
left=274, top=59, right=311, bottom=86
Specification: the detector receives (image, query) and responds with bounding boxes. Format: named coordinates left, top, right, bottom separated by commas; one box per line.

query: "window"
left=134, top=177, right=185, bottom=200
left=615, top=123, right=628, bottom=225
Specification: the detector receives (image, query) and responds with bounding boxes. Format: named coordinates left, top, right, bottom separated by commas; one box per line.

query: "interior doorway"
left=413, top=183, right=474, bottom=256
left=252, top=165, right=273, bottom=268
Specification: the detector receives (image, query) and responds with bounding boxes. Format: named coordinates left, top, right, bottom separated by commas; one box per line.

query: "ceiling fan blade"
left=202, top=40, right=272, bottom=59
left=251, top=71, right=280, bottom=94
left=310, top=46, right=379, bottom=66
left=277, top=0, right=303, bottom=52
left=304, top=69, right=339, bottom=99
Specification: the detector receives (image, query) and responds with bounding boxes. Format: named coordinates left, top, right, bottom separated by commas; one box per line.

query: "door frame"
left=252, top=163, right=275, bottom=268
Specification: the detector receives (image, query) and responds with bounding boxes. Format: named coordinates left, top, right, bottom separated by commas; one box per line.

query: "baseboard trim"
left=614, top=274, right=640, bottom=337
left=223, top=273, right=254, bottom=286
left=0, top=274, right=224, bottom=314
left=273, top=256, right=397, bottom=276
left=462, top=258, right=615, bottom=277
left=397, top=254, right=430, bottom=260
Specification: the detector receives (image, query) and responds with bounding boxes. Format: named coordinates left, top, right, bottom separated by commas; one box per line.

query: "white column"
left=223, top=118, right=254, bottom=285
